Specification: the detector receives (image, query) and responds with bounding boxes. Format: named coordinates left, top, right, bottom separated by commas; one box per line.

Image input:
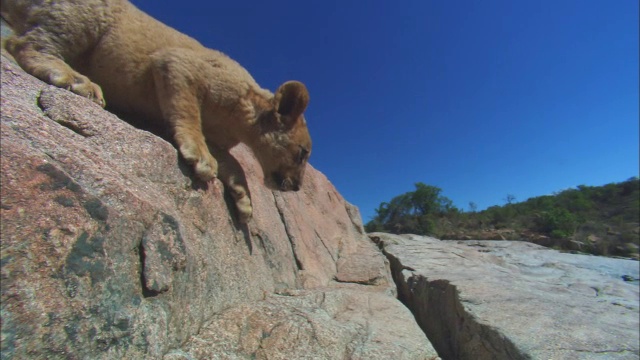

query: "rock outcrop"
left=8, top=42, right=638, bottom=360
left=371, top=232, right=640, bottom=360
left=0, top=57, right=439, bottom=359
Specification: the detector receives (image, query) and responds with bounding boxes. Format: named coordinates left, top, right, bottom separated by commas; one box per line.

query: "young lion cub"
left=1, top=0, right=312, bottom=222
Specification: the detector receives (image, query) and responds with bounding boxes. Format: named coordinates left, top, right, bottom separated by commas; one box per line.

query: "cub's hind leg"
left=5, top=31, right=105, bottom=106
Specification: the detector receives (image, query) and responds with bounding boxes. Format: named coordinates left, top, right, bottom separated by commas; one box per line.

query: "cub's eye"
left=297, top=146, right=310, bottom=164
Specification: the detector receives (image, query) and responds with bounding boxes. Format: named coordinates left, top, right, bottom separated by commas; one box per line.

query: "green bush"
left=537, top=208, right=579, bottom=238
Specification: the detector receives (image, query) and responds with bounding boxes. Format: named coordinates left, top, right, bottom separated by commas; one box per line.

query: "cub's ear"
left=273, top=81, right=309, bottom=123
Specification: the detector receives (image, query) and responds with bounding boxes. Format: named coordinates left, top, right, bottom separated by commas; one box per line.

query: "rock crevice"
left=371, top=234, right=525, bottom=360
left=272, top=191, right=304, bottom=271
left=371, top=232, right=640, bottom=360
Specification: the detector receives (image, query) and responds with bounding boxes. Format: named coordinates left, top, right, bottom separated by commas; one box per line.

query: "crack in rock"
left=272, top=192, right=303, bottom=271
left=370, top=234, right=526, bottom=360
left=37, top=88, right=97, bottom=138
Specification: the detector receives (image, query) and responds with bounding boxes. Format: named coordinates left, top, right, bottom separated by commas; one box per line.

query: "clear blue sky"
left=134, top=0, right=639, bottom=221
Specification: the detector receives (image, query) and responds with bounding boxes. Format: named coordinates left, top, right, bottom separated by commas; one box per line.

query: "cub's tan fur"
left=1, top=0, right=312, bottom=222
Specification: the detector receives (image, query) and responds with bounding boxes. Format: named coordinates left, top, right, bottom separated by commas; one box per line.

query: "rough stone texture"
left=371, top=232, right=640, bottom=360
left=168, top=287, right=434, bottom=360
left=0, top=56, right=438, bottom=359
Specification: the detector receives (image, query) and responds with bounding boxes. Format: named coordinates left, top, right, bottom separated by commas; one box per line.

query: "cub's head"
left=253, top=81, right=312, bottom=192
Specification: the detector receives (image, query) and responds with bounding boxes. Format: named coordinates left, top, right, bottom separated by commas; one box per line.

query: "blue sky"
left=134, top=0, right=639, bottom=221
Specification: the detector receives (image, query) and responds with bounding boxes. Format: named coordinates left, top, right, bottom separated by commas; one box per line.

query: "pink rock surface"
left=0, top=56, right=436, bottom=359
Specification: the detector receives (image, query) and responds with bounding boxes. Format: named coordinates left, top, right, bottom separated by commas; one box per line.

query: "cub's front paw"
left=194, top=154, right=218, bottom=182
left=71, top=81, right=105, bottom=107
left=236, top=197, right=253, bottom=223
left=49, top=71, right=105, bottom=107
left=179, top=142, right=218, bottom=181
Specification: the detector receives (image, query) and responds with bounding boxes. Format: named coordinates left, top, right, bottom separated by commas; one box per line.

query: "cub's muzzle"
left=272, top=173, right=300, bottom=191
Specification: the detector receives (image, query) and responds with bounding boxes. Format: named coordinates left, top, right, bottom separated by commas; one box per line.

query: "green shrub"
left=537, top=208, right=579, bottom=238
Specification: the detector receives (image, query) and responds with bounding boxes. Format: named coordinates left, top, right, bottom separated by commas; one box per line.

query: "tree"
left=504, top=194, right=516, bottom=205
left=468, top=202, right=478, bottom=213
left=365, top=182, right=459, bottom=235
left=412, top=183, right=442, bottom=215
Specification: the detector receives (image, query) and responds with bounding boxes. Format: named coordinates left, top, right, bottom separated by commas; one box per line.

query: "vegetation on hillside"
left=365, top=177, right=640, bottom=259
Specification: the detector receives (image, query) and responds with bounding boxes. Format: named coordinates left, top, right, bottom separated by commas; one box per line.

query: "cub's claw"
left=70, top=81, right=105, bottom=107
left=195, top=159, right=218, bottom=182
left=49, top=70, right=105, bottom=107
left=178, top=141, right=219, bottom=181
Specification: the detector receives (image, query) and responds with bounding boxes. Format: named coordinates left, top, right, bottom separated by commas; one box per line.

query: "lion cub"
left=1, top=0, right=312, bottom=222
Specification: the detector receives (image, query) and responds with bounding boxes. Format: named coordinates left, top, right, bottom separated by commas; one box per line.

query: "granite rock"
left=371, top=232, right=640, bottom=360
left=0, top=56, right=437, bottom=359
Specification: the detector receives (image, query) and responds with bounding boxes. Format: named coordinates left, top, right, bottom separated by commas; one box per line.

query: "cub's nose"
left=281, top=179, right=300, bottom=191
left=272, top=173, right=301, bottom=191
